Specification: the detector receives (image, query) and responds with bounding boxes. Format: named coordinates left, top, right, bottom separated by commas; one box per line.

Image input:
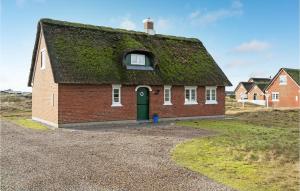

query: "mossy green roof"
left=284, top=68, right=300, bottom=85
left=256, top=82, right=270, bottom=91
left=28, top=18, right=232, bottom=86
left=241, top=82, right=254, bottom=92
left=249, top=78, right=271, bottom=83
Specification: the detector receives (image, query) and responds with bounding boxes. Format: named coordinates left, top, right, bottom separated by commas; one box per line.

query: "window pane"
left=211, top=89, right=216, bottom=100
left=131, top=54, right=137, bottom=63
left=114, top=97, right=119, bottom=102
left=113, top=88, right=119, bottom=103
left=131, top=54, right=145, bottom=65
left=191, top=89, right=196, bottom=101
left=138, top=55, right=145, bottom=65
left=185, top=89, right=190, bottom=102
left=165, top=89, right=170, bottom=102
left=206, top=89, right=210, bottom=100
left=280, top=76, right=287, bottom=84
left=113, top=89, right=119, bottom=94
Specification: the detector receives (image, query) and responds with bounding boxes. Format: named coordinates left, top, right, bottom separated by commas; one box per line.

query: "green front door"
left=137, top=87, right=149, bottom=120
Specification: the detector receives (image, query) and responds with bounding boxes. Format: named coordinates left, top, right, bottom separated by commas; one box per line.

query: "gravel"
left=1, top=120, right=233, bottom=191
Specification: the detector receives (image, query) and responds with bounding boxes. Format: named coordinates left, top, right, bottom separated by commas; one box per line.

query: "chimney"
left=143, top=18, right=155, bottom=35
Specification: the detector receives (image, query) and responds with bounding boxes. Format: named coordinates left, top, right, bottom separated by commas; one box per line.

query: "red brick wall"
left=150, top=86, right=225, bottom=118
left=58, top=85, right=136, bottom=123
left=266, top=70, right=300, bottom=108
left=58, top=85, right=225, bottom=124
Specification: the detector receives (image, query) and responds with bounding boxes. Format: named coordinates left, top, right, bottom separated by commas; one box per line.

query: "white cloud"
left=189, top=11, right=200, bottom=19
left=189, top=0, right=243, bottom=26
left=231, top=0, right=243, bottom=9
left=234, top=40, right=271, bottom=52
left=249, top=71, right=271, bottom=78
left=119, top=18, right=136, bottom=30
left=157, top=18, right=171, bottom=32
left=226, top=59, right=252, bottom=68
left=16, top=0, right=26, bottom=7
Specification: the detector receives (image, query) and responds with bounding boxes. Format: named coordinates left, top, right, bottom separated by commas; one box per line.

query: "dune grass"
left=172, top=110, right=299, bottom=191
left=6, top=117, right=49, bottom=131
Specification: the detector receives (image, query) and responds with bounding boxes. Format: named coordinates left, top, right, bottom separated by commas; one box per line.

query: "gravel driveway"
left=1, top=120, right=233, bottom=191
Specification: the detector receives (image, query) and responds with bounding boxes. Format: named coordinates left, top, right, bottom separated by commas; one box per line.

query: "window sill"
left=184, top=102, right=198, bottom=105
left=163, top=102, right=172, bottom=106
left=205, top=101, right=218, bottom=104
left=279, top=83, right=287, bottom=85
left=271, top=100, right=279, bottom=102
left=111, top=103, right=123, bottom=107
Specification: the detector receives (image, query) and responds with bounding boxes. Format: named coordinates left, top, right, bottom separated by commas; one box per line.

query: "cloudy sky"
left=1, top=0, right=299, bottom=91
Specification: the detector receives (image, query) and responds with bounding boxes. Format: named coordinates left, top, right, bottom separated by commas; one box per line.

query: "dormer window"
left=131, top=54, right=145, bottom=65
left=123, top=51, right=154, bottom=70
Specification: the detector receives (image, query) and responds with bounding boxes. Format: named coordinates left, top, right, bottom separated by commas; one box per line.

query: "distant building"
left=265, top=68, right=300, bottom=108
left=234, top=78, right=271, bottom=106
left=225, top=91, right=235, bottom=97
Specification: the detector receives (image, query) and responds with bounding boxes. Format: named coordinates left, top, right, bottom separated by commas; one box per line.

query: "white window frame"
left=271, top=92, right=279, bottom=102
left=184, top=86, right=198, bottom=105
left=131, top=54, right=145, bottom=65
left=279, top=75, right=287, bottom=85
left=205, top=86, right=218, bottom=104
left=41, top=48, right=46, bottom=70
left=111, top=84, right=122, bottom=107
left=163, top=85, right=172, bottom=105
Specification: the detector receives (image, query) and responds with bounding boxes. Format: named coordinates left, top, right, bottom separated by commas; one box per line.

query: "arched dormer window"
left=123, top=50, right=155, bottom=71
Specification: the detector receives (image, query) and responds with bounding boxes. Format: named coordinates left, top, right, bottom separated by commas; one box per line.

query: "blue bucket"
left=153, top=114, right=159, bottom=124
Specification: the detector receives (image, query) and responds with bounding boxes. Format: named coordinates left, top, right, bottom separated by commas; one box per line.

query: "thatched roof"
left=28, top=19, right=232, bottom=86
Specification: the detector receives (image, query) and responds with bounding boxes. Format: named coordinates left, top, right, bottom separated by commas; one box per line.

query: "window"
left=41, top=49, right=46, bottom=70
left=112, top=85, right=122, bottom=106
left=253, top=93, right=257, bottom=100
left=131, top=54, right=145, bottom=65
left=272, top=92, right=279, bottom=101
left=279, top=75, right=287, bottom=85
left=240, top=92, right=247, bottom=100
left=206, top=86, right=217, bottom=104
left=185, top=86, right=197, bottom=105
left=164, top=85, right=172, bottom=105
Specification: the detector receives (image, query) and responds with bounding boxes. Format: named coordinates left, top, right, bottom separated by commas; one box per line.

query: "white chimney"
left=143, top=18, right=155, bottom=35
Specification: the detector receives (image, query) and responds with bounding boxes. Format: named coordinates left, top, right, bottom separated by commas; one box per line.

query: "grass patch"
left=172, top=112, right=299, bottom=191
left=7, top=117, right=49, bottom=131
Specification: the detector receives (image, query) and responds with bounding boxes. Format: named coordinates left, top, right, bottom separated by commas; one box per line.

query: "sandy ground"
left=1, top=121, right=233, bottom=191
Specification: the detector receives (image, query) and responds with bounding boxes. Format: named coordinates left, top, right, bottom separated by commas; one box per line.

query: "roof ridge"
left=283, top=67, right=300, bottom=71
left=40, top=18, right=200, bottom=43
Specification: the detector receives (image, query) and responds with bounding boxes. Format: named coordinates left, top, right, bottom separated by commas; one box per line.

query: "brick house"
left=265, top=68, right=300, bottom=108
left=28, top=18, right=231, bottom=128
left=234, top=78, right=271, bottom=105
